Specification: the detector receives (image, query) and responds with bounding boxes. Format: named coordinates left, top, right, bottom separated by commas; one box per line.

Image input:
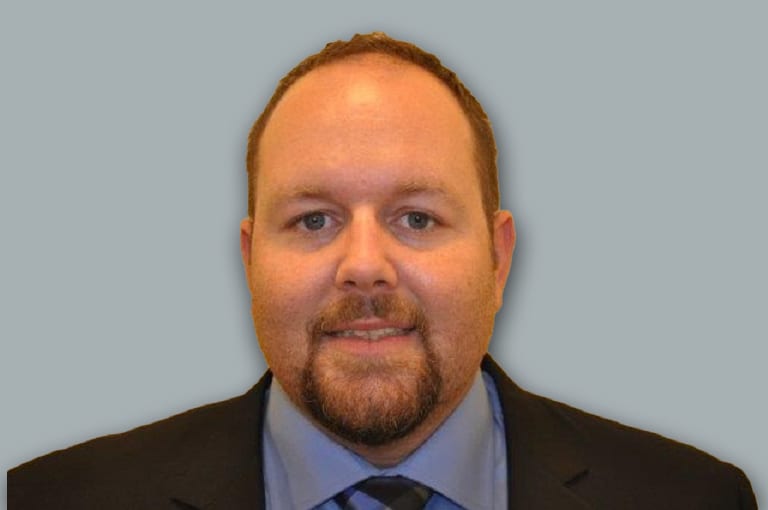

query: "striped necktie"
left=334, top=476, right=433, bottom=510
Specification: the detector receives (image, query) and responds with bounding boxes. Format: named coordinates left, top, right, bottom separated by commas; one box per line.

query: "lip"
left=324, top=320, right=415, bottom=339
left=326, top=319, right=414, bottom=333
left=322, top=328, right=418, bottom=356
left=321, top=320, right=418, bottom=353
left=327, top=328, right=414, bottom=341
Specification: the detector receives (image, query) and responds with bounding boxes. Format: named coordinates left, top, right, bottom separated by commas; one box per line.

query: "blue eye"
left=301, top=212, right=327, bottom=231
left=405, top=212, right=432, bottom=230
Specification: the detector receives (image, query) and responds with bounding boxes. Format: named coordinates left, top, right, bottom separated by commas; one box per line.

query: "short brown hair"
left=246, top=32, right=499, bottom=231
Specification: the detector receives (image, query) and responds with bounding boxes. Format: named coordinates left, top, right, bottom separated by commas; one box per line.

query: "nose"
left=334, top=211, right=398, bottom=292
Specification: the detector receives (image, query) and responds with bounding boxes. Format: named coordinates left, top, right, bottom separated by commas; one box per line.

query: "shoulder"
left=544, top=393, right=754, bottom=504
left=8, top=378, right=269, bottom=509
left=482, top=356, right=757, bottom=508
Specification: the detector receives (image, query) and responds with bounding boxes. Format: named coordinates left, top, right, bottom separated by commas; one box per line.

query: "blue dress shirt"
left=263, top=370, right=507, bottom=509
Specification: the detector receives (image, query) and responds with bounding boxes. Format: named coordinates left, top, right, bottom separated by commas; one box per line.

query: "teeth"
left=331, top=328, right=409, bottom=340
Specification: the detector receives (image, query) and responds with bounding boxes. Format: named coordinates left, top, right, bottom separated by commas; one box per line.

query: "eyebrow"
left=396, top=181, right=452, bottom=197
left=277, top=180, right=457, bottom=202
left=278, top=185, right=333, bottom=202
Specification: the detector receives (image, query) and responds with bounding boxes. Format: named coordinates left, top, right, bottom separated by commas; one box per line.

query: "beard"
left=300, top=294, right=442, bottom=446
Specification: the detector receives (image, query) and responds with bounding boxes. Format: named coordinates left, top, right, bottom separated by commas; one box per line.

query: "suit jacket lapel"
left=169, top=360, right=593, bottom=510
left=168, top=372, right=271, bottom=510
left=483, top=356, right=594, bottom=510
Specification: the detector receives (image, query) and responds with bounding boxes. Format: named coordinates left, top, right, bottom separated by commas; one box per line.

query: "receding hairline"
left=246, top=33, right=501, bottom=236
left=254, top=51, right=479, bottom=192
left=258, top=53, right=476, bottom=167
left=260, top=52, right=465, bottom=137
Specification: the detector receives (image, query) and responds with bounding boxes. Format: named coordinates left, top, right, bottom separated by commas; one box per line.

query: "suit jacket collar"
left=482, top=356, right=592, bottom=509
left=171, top=357, right=592, bottom=509
left=169, top=372, right=271, bottom=510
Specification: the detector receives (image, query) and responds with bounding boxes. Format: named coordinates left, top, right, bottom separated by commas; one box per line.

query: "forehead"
left=256, top=56, right=480, bottom=205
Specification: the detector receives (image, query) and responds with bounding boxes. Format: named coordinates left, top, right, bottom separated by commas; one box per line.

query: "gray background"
left=2, top=0, right=765, bottom=504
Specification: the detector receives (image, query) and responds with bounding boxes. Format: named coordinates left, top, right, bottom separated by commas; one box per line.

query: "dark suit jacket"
left=8, top=356, right=757, bottom=509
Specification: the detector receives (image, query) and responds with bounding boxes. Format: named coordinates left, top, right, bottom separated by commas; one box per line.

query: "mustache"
left=308, top=294, right=429, bottom=340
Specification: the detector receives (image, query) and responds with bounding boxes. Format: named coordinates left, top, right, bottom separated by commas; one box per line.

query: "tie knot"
left=335, top=476, right=432, bottom=510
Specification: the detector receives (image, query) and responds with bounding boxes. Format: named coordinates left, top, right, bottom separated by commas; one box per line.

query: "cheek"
left=406, top=248, right=497, bottom=401
left=404, top=244, right=497, bottom=343
left=249, top=248, right=329, bottom=314
left=248, top=251, right=329, bottom=370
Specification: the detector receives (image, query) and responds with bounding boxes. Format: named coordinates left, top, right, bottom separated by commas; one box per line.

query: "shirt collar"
left=264, top=370, right=497, bottom=509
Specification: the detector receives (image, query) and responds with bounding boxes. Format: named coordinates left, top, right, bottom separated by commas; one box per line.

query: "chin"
left=301, top=347, right=442, bottom=446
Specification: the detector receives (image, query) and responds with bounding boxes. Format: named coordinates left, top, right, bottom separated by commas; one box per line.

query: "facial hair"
left=301, top=294, right=442, bottom=446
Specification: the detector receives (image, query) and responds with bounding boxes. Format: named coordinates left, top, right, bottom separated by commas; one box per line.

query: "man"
left=8, top=32, right=757, bottom=509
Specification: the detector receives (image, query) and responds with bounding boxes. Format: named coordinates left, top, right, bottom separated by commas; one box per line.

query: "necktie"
left=334, top=476, right=433, bottom=510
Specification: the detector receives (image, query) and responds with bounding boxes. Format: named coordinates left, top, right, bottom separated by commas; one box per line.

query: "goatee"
left=301, top=294, right=442, bottom=446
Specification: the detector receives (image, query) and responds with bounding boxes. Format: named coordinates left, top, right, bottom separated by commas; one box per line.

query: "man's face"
left=241, top=56, right=514, bottom=450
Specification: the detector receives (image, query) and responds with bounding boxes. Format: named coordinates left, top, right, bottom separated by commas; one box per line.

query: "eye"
left=299, top=212, right=328, bottom=231
left=402, top=211, right=434, bottom=230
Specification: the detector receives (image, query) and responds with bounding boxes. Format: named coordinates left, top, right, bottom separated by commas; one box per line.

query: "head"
left=241, top=33, right=515, bottom=464
left=247, top=32, right=500, bottom=237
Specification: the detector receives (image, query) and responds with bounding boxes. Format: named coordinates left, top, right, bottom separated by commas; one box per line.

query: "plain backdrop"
left=2, top=0, right=765, bottom=505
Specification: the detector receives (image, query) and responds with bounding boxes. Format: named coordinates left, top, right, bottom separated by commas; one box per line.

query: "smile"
left=327, top=327, right=414, bottom=341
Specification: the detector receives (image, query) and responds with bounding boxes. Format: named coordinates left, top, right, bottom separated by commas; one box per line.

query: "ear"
left=240, top=217, right=254, bottom=289
left=492, top=210, right=516, bottom=310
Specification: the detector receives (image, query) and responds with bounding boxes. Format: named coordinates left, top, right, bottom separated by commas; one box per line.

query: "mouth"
left=326, top=327, right=416, bottom=341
